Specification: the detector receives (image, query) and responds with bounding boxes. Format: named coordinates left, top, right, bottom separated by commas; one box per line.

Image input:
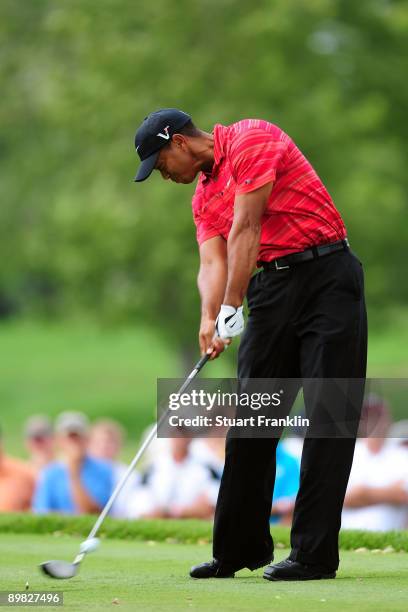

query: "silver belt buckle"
left=275, top=259, right=290, bottom=270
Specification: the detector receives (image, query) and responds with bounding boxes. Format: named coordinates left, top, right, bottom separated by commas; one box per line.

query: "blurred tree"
left=0, top=0, right=407, bottom=354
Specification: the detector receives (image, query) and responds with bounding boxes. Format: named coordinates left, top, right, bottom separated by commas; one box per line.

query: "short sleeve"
left=83, top=462, right=114, bottom=509
left=228, top=128, right=288, bottom=195
left=194, top=213, right=222, bottom=246
left=192, top=187, right=221, bottom=245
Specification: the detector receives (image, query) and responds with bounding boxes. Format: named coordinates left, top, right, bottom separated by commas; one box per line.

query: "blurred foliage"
left=0, top=0, right=407, bottom=350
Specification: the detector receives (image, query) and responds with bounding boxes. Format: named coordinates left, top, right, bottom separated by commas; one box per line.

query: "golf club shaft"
left=74, top=352, right=211, bottom=562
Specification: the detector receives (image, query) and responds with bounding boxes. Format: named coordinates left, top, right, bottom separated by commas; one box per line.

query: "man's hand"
left=215, top=305, right=245, bottom=339
left=199, top=316, right=230, bottom=360
left=63, top=440, right=101, bottom=514
left=64, top=439, right=84, bottom=475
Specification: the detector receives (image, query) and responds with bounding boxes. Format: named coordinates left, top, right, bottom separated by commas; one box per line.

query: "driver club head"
left=40, top=560, right=79, bottom=580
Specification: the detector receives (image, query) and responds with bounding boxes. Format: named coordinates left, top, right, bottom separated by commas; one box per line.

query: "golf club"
left=40, top=352, right=211, bottom=579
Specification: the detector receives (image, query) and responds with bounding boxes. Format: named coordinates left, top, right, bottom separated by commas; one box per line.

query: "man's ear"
left=172, top=134, right=188, bottom=150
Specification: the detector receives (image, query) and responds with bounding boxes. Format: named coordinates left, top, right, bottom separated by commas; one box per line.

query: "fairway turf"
left=0, top=534, right=406, bottom=611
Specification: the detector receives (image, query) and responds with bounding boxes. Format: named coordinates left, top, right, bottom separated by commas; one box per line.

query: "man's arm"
left=65, top=446, right=102, bottom=514
left=68, top=466, right=102, bottom=514
left=223, top=181, right=273, bottom=307
left=344, top=480, right=408, bottom=508
left=168, top=493, right=215, bottom=519
left=197, top=236, right=229, bottom=359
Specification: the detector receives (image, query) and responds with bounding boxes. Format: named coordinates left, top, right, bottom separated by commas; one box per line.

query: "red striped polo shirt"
left=192, top=119, right=347, bottom=263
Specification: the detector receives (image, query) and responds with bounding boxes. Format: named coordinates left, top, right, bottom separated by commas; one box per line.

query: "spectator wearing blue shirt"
left=33, top=412, right=113, bottom=515
left=270, top=441, right=301, bottom=525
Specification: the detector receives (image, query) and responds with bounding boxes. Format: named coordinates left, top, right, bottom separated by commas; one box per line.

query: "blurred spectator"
left=283, top=407, right=307, bottom=460
left=190, top=436, right=225, bottom=508
left=141, top=425, right=170, bottom=469
left=388, top=419, right=408, bottom=449
left=88, top=419, right=140, bottom=518
left=127, top=435, right=217, bottom=519
left=24, top=415, right=55, bottom=474
left=282, top=434, right=303, bottom=461
left=33, top=412, right=113, bottom=515
left=342, top=395, right=408, bottom=531
left=88, top=419, right=124, bottom=461
left=191, top=435, right=301, bottom=524
left=190, top=436, right=225, bottom=477
left=270, top=441, right=301, bottom=525
left=0, top=427, right=35, bottom=512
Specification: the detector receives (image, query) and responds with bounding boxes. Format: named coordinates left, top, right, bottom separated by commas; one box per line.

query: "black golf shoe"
left=190, top=559, right=235, bottom=578
left=263, top=558, right=336, bottom=581
left=190, top=554, right=273, bottom=579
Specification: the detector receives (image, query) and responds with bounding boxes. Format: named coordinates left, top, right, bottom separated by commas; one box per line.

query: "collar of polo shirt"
left=202, top=124, right=227, bottom=183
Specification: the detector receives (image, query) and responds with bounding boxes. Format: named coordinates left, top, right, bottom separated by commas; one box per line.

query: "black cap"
left=134, top=108, right=192, bottom=182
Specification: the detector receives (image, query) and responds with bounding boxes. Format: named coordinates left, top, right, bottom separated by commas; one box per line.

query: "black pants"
left=212, top=248, right=368, bottom=572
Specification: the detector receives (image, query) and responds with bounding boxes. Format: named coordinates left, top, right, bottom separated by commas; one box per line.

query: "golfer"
left=133, top=109, right=367, bottom=581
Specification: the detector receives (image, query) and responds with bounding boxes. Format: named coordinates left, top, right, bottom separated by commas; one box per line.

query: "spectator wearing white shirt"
left=342, top=395, right=408, bottom=531
left=128, top=436, right=217, bottom=519
left=190, top=436, right=226, bottom=507
left=388, top=419, right=408, bottom=450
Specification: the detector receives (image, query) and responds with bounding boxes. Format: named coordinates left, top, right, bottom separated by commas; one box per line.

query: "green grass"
left=1, top=514, right=407, bottom=553
left=0, top=534, right=406, bottom=611
left=0, top=318, right=407, bottom=457
left=0, top=321, right=232, bottom=458
left=0, top=321, right=180, bottom=441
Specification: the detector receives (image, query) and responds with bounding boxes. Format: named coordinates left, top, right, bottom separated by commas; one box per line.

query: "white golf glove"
left=215, top=305, right=245, bottom=339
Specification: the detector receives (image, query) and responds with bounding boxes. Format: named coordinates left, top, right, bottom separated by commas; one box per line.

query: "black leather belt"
left=260, top=238, right=350, bottom=271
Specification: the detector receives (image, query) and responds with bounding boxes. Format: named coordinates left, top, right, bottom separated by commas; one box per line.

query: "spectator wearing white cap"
left=33, top=412, right=113, bottom=515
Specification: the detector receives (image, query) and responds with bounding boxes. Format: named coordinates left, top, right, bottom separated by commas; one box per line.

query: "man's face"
left=88, top=427, right=121, bottom=461
left=58, top=431, right=87, bottom=458
left=154, top=137, right=199, bottom=184
left=26, top=434, right=54, bottom=456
